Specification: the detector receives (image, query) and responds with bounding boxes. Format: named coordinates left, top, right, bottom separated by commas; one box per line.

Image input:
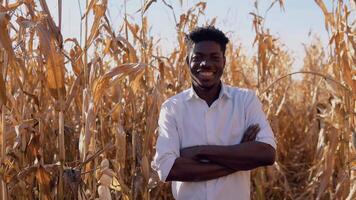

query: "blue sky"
left=47, top=0, right=348, bottom=70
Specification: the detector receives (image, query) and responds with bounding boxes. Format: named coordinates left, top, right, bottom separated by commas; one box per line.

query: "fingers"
left=241, top=124, right=260, bottom=143
left=241, top=125, right=256, bottom=142
left=246, top=124, right=260, bottom=141
left=246, top=125, right=259, bottom=141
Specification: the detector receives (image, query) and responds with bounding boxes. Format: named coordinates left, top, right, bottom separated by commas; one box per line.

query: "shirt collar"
left=185, top=82, right=231, bottom=101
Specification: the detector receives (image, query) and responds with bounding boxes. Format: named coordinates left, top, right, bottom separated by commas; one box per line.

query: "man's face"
left=187, top=40, right=225, bottom=90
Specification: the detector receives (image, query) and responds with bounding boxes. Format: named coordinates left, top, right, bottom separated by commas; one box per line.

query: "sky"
left=44, top=0, right=354, bottom=70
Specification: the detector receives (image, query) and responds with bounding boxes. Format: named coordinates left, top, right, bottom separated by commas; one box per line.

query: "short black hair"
left=185, top=26, right=229, bottom=54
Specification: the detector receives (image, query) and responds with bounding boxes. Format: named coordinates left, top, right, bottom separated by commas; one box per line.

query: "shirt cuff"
left=152, top=155, right=177, bottom=182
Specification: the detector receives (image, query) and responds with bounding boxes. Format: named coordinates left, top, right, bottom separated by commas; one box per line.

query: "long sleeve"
left=151, top=102, right=180, bottom=182
left=245, top=91, right=277, bottom=149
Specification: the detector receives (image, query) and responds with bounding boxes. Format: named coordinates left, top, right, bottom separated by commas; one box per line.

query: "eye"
left=211, top=56, right=221, bottom=61
left=192, top=55, right=202, bottom=62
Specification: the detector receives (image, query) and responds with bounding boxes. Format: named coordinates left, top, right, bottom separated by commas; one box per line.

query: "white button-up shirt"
left=152, top=83, right=276, bottom=200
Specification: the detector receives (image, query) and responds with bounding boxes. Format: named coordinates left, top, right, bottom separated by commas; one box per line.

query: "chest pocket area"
left=212, top=109, right=245, bottom=145
left=179, top=111, right=208, bottom=148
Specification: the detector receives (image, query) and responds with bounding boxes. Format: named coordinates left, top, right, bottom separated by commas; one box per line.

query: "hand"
left=240, top=124, right=260, bottom=143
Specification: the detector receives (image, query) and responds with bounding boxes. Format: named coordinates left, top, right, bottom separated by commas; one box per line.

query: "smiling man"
left=152, top=26, right=276, bottom=200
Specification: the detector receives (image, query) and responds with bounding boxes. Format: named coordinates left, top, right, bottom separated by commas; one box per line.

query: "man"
left=152, top=26, right=276, bottom=200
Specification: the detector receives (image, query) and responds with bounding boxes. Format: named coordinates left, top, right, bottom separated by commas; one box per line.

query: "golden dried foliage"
left=0, top=0, right=355, bottom=199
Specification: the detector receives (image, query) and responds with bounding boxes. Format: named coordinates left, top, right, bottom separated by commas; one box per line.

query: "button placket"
left=206, top=99, right=220, bottom=145
left=205, top=108, right=212, bottom=144
left=206, top=104, right=216, bottom=200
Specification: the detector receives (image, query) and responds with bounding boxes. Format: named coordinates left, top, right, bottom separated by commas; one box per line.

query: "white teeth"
left=199, top=71, right=213, bottom=77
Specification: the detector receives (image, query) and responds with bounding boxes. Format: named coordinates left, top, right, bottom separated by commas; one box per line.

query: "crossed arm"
left=166, top=125, right=276, bottom=182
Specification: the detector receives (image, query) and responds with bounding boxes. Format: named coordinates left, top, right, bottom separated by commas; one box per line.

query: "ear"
left=223, top=56, right=226, bottom=66
left=186, top=56, right=189, bottom=65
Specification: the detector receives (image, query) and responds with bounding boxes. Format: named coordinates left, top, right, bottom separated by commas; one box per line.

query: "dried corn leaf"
left=116, top=36, right=138, bottom=63
left=82, top=0, right=96, bottom=20
left=64, top=74, right=82, bottom=110
left=0, top=1, right=24, bottom=12
left=86, top=0, right=108, bottom=49
left=124, top=19, right=140, bottom=43
left=317, top=128, right=338, bottom=198
left=137, top=0, right=157, bottom=14
left=66, top=38, right=84, bottom=76
left=39, top=0, right=63, bottom=46
left=92, top=77, right=109, bottom=108
left=46, top=39, right=66, bottom=100
left=0, top=13, right=17, bottom=69
left=130, top=69, right=145, bottom=93
left=36, top=20, right=66, bottom=100
left=92, top=63, right=145, bottom=107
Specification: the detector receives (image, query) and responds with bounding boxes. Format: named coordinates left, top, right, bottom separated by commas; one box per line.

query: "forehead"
left=191, top=40, right=223, bottom=55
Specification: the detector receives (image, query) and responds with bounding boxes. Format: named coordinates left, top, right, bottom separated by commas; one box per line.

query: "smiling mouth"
left=198, top=71, right=215, bottom=79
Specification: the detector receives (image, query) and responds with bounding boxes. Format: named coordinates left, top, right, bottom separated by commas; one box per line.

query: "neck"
left=193, top=82, right=221, bottom=107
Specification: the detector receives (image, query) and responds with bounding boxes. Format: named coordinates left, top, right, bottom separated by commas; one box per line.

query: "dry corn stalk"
left=0, top=0, right=354, bottom=199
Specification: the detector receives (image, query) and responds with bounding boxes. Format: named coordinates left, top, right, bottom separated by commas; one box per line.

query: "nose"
left=199, top=60, right=211, bottom=68
left=200, top=60, right=206, bottom=66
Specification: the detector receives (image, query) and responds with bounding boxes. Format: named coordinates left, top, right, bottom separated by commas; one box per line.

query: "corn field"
left=0, top=0, right=355, bottom=199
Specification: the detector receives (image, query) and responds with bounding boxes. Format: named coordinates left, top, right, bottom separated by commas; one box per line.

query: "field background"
left=0, top=0, right=355, bottom=199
